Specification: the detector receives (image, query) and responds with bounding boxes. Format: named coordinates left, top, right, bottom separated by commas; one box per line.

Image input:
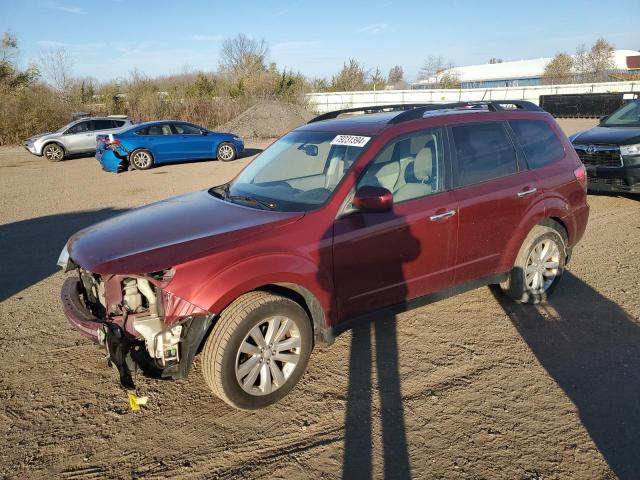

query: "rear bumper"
left=235, top=140, right=245, bottom=156
left=96, top=149, right=127, bottom=173
left=60, top=277, right=103, bottom=342
left=586, top=164, right=640, bottom=194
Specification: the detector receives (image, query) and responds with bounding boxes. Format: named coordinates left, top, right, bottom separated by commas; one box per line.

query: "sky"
left=1, top=0, right=639, bottom=83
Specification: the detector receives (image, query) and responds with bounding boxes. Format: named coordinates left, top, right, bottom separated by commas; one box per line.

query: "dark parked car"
left=96, top=120, right=244, bottom=172
left=58, top=101, right=589, bottom=409
left=569, top=99, right=640, bottom=194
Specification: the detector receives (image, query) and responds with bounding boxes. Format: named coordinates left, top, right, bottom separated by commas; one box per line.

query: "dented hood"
left=67, top=190, right=303, bottom=274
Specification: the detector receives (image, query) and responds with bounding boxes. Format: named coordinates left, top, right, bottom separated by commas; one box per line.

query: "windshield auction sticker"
left=330, top=135, right=371, bottom=147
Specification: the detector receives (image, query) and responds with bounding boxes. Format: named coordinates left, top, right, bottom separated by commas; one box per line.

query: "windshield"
left=603, top=100, right=640, bottom=127
left=213, top=131, right=370, bottom=212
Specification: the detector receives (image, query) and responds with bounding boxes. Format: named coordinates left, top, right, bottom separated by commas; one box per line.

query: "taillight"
left=574, top=164, right=587, bottom=192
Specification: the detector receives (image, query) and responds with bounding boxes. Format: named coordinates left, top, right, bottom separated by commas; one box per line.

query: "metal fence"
left=306, top=81, right=640, bottom=113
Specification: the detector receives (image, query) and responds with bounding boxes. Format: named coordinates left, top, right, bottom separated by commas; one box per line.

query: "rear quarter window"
left=509, top=120, right=564, bottom=169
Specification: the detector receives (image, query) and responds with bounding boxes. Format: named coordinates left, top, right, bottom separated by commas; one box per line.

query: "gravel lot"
left=1, top=118, right=639, bottom=479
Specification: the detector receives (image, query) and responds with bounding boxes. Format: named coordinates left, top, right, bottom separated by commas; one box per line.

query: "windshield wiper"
left=228, top=194, right=277, bottom=210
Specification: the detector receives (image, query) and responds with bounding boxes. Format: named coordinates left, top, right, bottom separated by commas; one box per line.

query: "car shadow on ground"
left=241, top=147, right=264, bottom=157
left=0, top=208, right=127, bottom=301
left=58, top=153, right=96, bottom=162
left=321, top=206, right=418, bottom=480
left=588, top=191, right=639, bottom=202
left=491, top=271, right=640, bottom=479
left=343, top=315, right=412, bottom=480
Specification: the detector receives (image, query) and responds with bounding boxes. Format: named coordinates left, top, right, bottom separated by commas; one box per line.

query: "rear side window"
left=451, top=122, right=518, bottom=187
left=137, top=124, right=173, bottom=135
left=114, top=120, right=126, bottom=127
left=509, top=120, right=564, bottom=169
left=174, top=123, right=202, bottom=135
left=93, top=120, right=114, bottom=130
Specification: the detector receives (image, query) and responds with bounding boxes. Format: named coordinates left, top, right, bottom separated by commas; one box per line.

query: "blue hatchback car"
left=96, top=120, right=244, bottom=172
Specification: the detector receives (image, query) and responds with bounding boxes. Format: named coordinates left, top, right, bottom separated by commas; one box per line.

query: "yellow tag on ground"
left=128, top=392, right=140, bottom=411
left=127, top=392, right=148, bottom=411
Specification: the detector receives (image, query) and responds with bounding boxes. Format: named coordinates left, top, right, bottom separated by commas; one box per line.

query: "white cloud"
left=190, top=34, right=224, bottom=42
left=44, top=1, right=87, bottom=14
left=357, top=23, right=389, bottom=34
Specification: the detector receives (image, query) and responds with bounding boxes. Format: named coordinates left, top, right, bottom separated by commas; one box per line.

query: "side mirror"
left=201, top=130, right=209, bottom=136
left=599, top=115, right=609, bottom=125
left=353, top=186, right=393, bottom=212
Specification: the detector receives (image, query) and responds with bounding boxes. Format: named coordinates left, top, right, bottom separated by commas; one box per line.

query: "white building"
left=412, top=49, right=640, bottom=89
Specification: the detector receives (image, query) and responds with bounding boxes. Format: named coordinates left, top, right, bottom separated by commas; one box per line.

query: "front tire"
left=500, top=224, right=567, bottom=304
left=201, top=292, right=313, bottom=410
left=130, top=149, right=154, bottom=170
left=43, top=143, right=65, bottom=162
left=216, top=142, right=237, bottom=162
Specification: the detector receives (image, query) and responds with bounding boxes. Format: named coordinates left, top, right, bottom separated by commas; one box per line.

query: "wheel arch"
left=41, top=140, right=66, bottom=155
left=128, top=146, right=154, bottom=161
left=256, top=283, right=331, bottom=347
left=499, top=214, right=571, bottom=273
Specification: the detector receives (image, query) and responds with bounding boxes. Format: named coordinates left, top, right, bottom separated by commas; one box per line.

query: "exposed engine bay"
left=71, top=267, right=213, bottom=389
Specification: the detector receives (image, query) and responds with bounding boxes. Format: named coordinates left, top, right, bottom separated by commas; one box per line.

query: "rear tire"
left=43, top=143, right=65, bottom=162
left=130, top=149, right=154, bottom=170
left=216, top=142, right=237, bottom=162
left=201, top=291, right=313, bottom=410
left=500, top=224, right=567, bottom=304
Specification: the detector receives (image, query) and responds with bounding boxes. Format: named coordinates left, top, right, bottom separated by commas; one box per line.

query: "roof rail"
left=307, top=103, right=433, bottom=123
left=388, top=100, right=544, bottom=124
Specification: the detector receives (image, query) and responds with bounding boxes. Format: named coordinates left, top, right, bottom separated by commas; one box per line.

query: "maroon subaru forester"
left=58, top=101, right=589, bottom=409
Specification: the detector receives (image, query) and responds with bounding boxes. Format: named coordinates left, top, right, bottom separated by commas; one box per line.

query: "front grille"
left=587, top=175, right=626, bottom=187
left=574, top=145, right=623, bottom=167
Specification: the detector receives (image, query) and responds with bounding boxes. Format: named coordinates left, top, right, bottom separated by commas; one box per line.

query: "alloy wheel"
left=235, top=315, right=302, bottom=396
left=132, top=151, right=152, bottom=169
left=44, top=145, right=63, bottom=161
left=525, top=238, right=561, bottom=293
left=218, top=144, right=235, bottom=161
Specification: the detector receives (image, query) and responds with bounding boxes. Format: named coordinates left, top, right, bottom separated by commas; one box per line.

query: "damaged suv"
left=59, top=101, right=589, bottom=410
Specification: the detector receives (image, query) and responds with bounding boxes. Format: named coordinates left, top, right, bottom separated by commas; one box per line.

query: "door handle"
left=430, top=210, right=456, bottom=221
left=517, top=187, right=537, bottom=197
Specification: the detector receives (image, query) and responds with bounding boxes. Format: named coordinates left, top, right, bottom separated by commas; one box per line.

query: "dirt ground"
left=1, top=118, right=639, bottom=480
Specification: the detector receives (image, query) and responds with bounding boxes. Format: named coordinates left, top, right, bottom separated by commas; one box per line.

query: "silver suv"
left=23, top=116, right=134, bottom=161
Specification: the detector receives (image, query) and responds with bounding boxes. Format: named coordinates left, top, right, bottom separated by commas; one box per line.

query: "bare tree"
left=573, top=43, right=588, bottom=78
left=542, top=52, right=574, bottom=85
left=219, top=34, right=269, bottom=78
left=572, top=39, right=615, bottom=82
left=1, top=31, right=18, bottom=64
left=488, top=58, right=503, bottom=64
left=39, top=48, right=74, bottom=93
left=1, top=31, right=38, bottom=90
left=585, top=38, right=615, bottom=81
left=418, top=55, right=459, bottom=88
left=388, top=65, right=404, bottom=84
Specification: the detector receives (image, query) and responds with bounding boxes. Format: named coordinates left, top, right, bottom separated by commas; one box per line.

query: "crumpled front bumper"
left=60, top=277, right=103, bottom=341
left=96, top=149, right=128, bottom=173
